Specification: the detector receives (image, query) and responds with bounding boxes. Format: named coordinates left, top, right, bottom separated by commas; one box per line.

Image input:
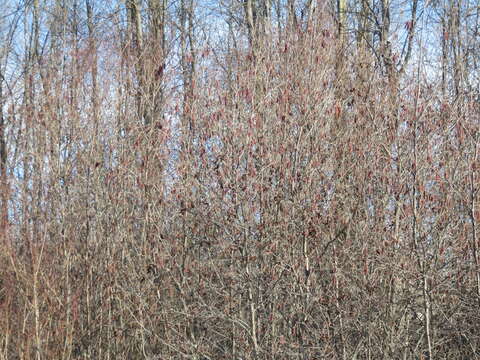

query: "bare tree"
left=0, top=0, right=479, bottom=358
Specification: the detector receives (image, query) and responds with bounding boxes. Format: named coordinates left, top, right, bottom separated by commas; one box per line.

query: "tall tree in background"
left=0, top=5, right=16, bottom=247
left=243, top=0, right=271, bottom=51
left=126, top=0, right=167, bottom=127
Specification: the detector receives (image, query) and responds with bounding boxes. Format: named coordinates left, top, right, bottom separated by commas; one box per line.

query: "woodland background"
left=0, top=0, right=479, bottom=358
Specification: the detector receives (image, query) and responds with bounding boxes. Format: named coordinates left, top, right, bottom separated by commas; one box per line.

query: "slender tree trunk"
left=0, top=72, right=8, bottom=248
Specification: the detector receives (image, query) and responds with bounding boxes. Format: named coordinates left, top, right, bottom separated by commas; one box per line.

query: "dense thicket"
left=0, top=0, right=479, bottom=358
